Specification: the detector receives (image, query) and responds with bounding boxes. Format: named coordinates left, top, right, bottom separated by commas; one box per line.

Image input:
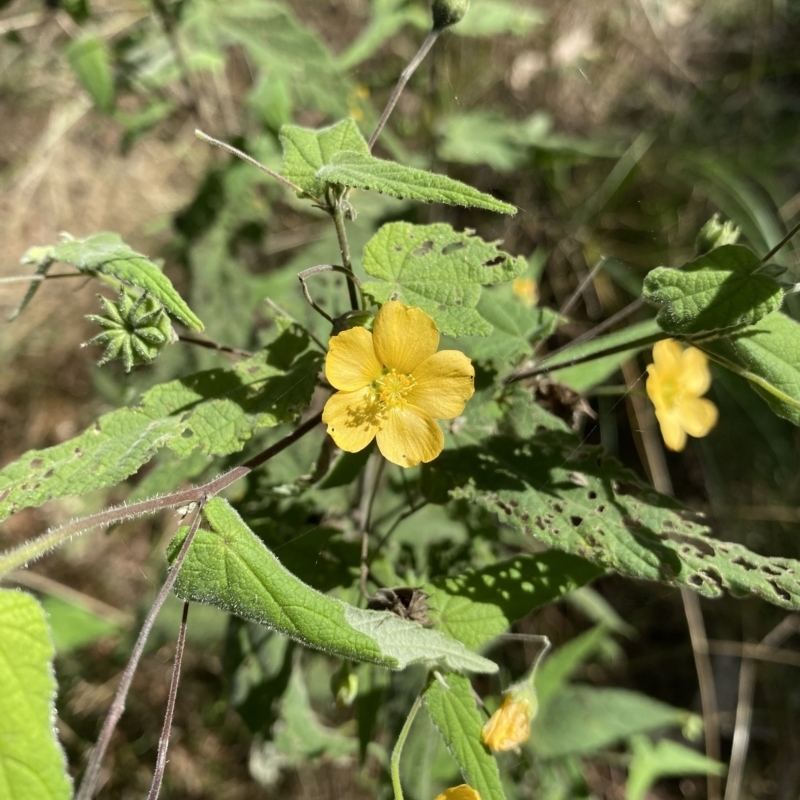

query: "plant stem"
left=358, top=451, right=385, bottom=599
left=75, top=511, right=203, bottom=800
left=178, top=335, right=253, bottom=359
left=147, top=600, right=190, bottom=800
left=761, top=217, right=800, bottom=263
left=0, top=412, right=323, bottom=577
left=331, top=203, right=360, bottom=311
left=369, top=30, right=440, bottom=151
left=391, top=693, right=424, bottom=800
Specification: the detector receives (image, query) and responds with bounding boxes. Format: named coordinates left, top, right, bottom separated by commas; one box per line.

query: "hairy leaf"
left=642, top=245, right=782, bottom=335
left=362, top=223, right=527, bottom=336
left=700, top=311, right=800, bottom=425
left=428, top=553, right=602, bottom=650
left=423, top=673, right=506, bottom=800
left=23, top=232, right=203, bottom=331
left=317, top=150, right=517, bottom=214
left=428, top=396, right=800, bottom=610
left=0, top=590, right=71, bottom=800
left=0, top=338, right=320, bottom=522
left=280, top=118, right=369, bottom=199
left=530, top=685, right=692, bottom=759
left=170, top=498, right=497, bottom=673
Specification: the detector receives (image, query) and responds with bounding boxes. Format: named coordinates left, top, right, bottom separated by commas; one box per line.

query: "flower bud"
left=695, top=213, right=740, bottom=255
left=431, top=0, right=470, bottom=30
left=434, top=785, right=481, bottom=800
left=481, top=684, right=538, bottom=753
left=330, top=664, right=359, bottom=708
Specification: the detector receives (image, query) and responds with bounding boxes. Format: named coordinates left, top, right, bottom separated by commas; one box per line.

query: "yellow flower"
left=322, top=301, right=475, bottom=468
left=481, top=689, right=537, bottom=753
left=645, top=339, right=718, bottom=452
left=434, top=786, right=481, bottom=800
left=512, top=277, right=539, bottom=307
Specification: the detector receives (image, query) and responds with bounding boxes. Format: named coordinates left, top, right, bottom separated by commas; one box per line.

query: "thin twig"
left=359, top=452, right=385, bottom=599
left=0, top=412, right=324, bottom=578
left=178, top=335, right=253, bottom=359
left=147, top=601, right=190, bottom=800
left=558, top=256, right=608, bottom=318
left=194, top=130, right=321, bottom=204
left=0, top=272, right=81, bottom=285
left=724, top=615, right=800, bottom=800
left=75, top=510, right=203, bottom=800
left=368, top=30, right=440, bottom=150
left=296, top=264, right=363, bottom=324
left=368, top=502, right=427, bottom=570
left=331, top=202, right=361, bottom=311
left=390, top=692, right=424, bottom=800
left=761, top=217, right=800, bottom=263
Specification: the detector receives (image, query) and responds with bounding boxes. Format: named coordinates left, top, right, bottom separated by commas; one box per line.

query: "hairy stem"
left=331, top=203, right=360, bottom=311
left=75, top=511, right=202, bottom=800
left=391, top=693, right=424, bottom=800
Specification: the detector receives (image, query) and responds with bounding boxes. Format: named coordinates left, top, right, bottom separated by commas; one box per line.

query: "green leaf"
left=456, top=292, right=561, bottom=370
left=317, top=150, right=517, bottom=214
left=66, top=36, right=115, bottom=113
left=0, top=338, right=320, bottom=523
left=642, top=245, right=783, bottom=335
left=170, top=498, right=497, bottom=673
left=0, top=589, right=72, bottom=800
left=280, top=118, right=369, bottom=199
left=548, top=319, right=663, bottom=392
left=430, top=418, right=800, bottom=610
left=626, top=737, right=725, bottom=800
left=453, top=0, right=546, bottom=37
left=530, top=685, right=692, bottom=759
left=27, top=232, right=203, bottom=331
left=423, top=673, right=506, bottom=800
left=40, top=596, right=120, bottom=652
left=700, top=311, right=800, bottom=425
left=362, top=223, right=527, bottom=336
left=428, top=553, right=602, bottom=650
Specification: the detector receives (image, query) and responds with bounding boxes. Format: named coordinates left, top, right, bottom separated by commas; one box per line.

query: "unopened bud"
left=432, top=0, right=470, bottom=30
left=331, top=664, right=359, bottom=708
left=696, top=213, right=740, bottom=255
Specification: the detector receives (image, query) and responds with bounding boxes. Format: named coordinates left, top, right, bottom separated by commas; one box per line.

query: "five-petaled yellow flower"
left=481, top=689, right=537, bottom=753
left=433, top=786, right=481, bottom=800
left=645, top=339, right=718, bottom=452
left=322, top=301, right=475, bottom=468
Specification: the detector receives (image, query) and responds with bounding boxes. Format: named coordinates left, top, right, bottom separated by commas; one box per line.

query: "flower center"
left=375, top=369, right=414, bottom=410
left=660, top=377, right=682, bottom=408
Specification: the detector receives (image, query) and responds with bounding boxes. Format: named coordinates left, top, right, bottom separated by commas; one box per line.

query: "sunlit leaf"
left=66, top=36, right=115, bottom=113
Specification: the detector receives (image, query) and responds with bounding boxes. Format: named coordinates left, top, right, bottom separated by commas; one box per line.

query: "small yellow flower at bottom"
left=481, top=688, right=537, bottom=753
left=512, top=277, right=539, bottom=307
left=322, top=301, right=475, bottom=468
left=433, top=785, right=481, bottom=800
left=645, top=339, right=718, bottom=452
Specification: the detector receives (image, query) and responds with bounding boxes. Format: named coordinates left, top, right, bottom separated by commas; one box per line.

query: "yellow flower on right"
left=645, top=339, right=719, bottom=452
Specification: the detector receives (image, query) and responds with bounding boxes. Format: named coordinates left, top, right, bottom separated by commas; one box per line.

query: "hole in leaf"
left=570, top=516, right=582, bottom=527
left=74, top=448, right=83, bottom=457
left=30, top=458, right=43, bottom=469
left=587, top=490, right=597, bottom=500
left=412, top=240, right=435, bottom=258
left=732, top=556, right=757, bottom=571
left=44, top=469, right=54, bottom=479
left=0, top=490, right=9, bottom=503
left=761, top=564, right=783, bottom=576
left=688, top=574, right=704, bottom=587
left=769, top=582, right=790, bottom=602
left=482, top=256, right=506, bottom=268
left=442, top=242, right=465, bottom=256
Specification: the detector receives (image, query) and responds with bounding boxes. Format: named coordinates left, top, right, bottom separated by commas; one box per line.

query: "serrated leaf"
left=530, top=685, right=691, bottom=759
left=423, top=673, right=506, bottom=800
left=642, top=245, right=783, bottom=335
left=428, top=553, right=602, bottom=650
left=280, top=119, right=369, bottom=199
left=317, top=150, right=517, bottom=214
left=66, top=35, right=115, bottom=113
left=626, top=737, right=725, bottom=800
left=0, top=590, right=72, bottom=800
left=361, top=223, right=527, bottom=336
left=37, top=233, right=203, bottom=331
left=0, top=340, right=320, bottom=522
left=700, top=311, right=800, bottom=425
left=170, top=498, right=497, bottom=673
left=429, top=415, right=800, bottom=610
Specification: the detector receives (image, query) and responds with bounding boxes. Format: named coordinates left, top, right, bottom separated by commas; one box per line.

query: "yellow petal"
left=645, top=369, right=666, bottom=409
left=325, top=327, right=383, bottom=391
left=655, top=407, right=687, bottom=452
left=679, top=397, right=718, bottom=438
left=408, top=351, right=475, bottom=419
left=373, top=301, right=439, bottom=374
left=434, top=786, right=481, bottom=800
left=651, top=338, right=682, bottom=375
left=323, top=387, right=383, bottom=452
left=481, top=694, right=533, bottom=752
left=680, top=346, right=712, bottom=396
left=375, top=405, right=444, bottom=467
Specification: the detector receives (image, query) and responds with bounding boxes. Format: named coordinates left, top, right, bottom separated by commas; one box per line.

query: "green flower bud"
left=432, top=0, right=470, bottom=30
left=695, top=213, right=741, bottom=255
left=331, top=664, right=359, bottom=708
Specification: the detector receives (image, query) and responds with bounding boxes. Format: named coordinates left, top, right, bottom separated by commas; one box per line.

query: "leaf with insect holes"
left=20, top=232, right=204, bottom=331
left=642, top=244, right=783, bottom=335
left=168, top=498, right=498, bottom=673
left=426, top=390, right=800, bottom=611
left=423, top=673, right=506, bottom=800
left=317, top=150, right=517, bottom=214
left=362, top=223, right=527, bottom=336
left=0, top=590, right=72, bottom=800
left=280, top=118, right=369, bottom=200
left=0, top=328, right=320, bottom=526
